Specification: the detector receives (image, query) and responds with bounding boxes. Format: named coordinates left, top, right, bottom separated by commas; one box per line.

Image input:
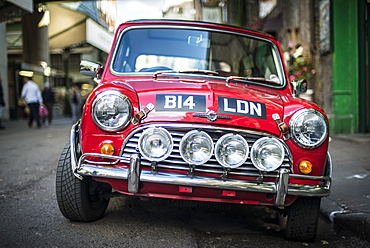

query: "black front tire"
left=284, top=197, right=321, bottom=242
left=56, top=142, right=111, bottom=222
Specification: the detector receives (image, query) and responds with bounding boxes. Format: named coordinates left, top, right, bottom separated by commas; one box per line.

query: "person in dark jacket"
left=42, top=82, right=55, bottom=125
left=70, top=84, right=82, bottom=124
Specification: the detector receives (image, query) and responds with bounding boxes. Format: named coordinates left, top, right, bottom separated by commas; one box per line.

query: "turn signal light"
left=299, top=160, right=313, bottom=174
left=100, top=143, right=115, bottom=155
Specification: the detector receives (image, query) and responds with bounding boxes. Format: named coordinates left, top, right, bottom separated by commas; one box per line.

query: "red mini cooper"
left=56, top=20, right=331, bottom=242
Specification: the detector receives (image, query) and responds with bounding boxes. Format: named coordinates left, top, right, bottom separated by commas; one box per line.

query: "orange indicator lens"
left=299, top=160, right=313, bottom=174
left=100, top=143, right=115, bottom=155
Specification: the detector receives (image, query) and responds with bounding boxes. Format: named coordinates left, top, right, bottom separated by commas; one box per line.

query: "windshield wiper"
left=153, top=70, right=175, bottom=78
left=179, top=69, right=219, bottom=76
left=153, top=69, right=219, bottom=78
left=226, top=76, right=280, bottom=84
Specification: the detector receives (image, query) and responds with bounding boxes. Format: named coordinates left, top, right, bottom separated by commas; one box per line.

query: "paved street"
left=0, top=118, right=369, bottom=247
left=322, top=134, right=370, bottom=242
left=328, top=135, right=370, bottom=215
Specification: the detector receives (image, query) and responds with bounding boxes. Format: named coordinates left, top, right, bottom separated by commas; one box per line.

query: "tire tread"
left=284, top=197, right=321, bottom=242
left=56, top=142, right=109, bottom=222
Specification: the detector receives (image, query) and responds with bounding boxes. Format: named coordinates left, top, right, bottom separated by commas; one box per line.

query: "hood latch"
left=273, top=113, right=290, bottom=140
left=132, top=103, right=154, bottom=125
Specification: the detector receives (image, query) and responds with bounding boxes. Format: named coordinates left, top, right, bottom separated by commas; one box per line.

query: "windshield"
left=111, top=27, right=285, bottom=85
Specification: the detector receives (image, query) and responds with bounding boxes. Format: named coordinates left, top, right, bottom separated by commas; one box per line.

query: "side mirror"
left=292, top=79, right=308, bottom=97
left=80, top=60, right=102, bottom=79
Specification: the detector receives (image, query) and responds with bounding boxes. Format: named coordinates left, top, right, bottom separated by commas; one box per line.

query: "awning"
left=48, top=4, right=113, bottom=53
left=7, top=0, right=33, bottom=13
left=0, top=0, right=33, bottom=22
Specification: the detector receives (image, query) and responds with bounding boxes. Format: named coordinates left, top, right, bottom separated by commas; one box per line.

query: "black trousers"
left=43, top=102, right=53, bottom=124
left=28, top=102, right=41, bottom=127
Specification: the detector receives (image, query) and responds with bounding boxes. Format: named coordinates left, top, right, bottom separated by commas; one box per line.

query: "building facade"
left=3, top=1, right=115, bottom=120
left=262, top=0, right=369, bottom=134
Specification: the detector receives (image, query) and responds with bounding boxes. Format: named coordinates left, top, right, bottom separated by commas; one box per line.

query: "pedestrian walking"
left=0, top=73, right=5, bottom=130
left=42, top=82, right=55, bottom=125
left=70, top=84, right=81, bottom=124
left=20, top=70, right=43, bottom=128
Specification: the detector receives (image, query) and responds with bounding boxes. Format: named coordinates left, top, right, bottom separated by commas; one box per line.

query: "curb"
left=321, top=198, right=370, bottom=242
left=335, top=213, right=370, bottom=242
left=333, top=134, right=370, bottom=144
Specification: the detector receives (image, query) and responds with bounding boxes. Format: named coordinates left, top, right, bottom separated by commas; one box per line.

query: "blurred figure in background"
left=20, top=70, right=43, bottom=128
left=0, top=73, right=5, bottom=130
left=70, top=84, right=81, bottom=124
left=42, top=82, right=55, bottom=125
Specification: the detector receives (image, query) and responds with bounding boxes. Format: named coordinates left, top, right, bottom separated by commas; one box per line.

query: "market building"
left=1, top=0, right=115, bottom=120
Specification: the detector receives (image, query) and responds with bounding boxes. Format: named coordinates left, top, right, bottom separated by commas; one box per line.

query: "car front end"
left=56, top=20, right=331, bottom=242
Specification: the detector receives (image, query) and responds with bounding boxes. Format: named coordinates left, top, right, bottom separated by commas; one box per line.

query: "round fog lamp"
left=215, top=133, right=249, bottom=168
left=138, top=127, right=173, bottom=162
left=180, top=130, right=214, bottom=165
left=251, top=137, right=285, bottom=172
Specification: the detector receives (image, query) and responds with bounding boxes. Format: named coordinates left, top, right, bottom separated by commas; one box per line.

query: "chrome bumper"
left=70, top=124, right=332, bottom=208
left=74, top=152, right=332, bottom=208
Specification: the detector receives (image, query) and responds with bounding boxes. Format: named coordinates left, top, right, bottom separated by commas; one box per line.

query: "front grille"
left=120, top=124, right=291, bottom=178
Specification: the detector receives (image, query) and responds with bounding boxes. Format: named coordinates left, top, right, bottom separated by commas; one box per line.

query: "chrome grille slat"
left=168, top=154, right=182, bottom=159
left=163, top=158, right=189, bottom=165
left=125, top=144, right=137, bottom=149
left=120, top=125, right=291, bottom=177
left=123, top=147, right=137, bottom=153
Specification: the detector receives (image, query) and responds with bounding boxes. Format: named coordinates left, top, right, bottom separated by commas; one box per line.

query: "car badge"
left=193, top=110, right=232, bottom=122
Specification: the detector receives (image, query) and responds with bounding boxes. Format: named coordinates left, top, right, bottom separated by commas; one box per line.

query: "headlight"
left=180, top=130, right=214, bottom=165
left=138, top=127, right=173, bottom=162
left=290, top=109, right=328, bottom=149
left=92, top=90, right=131, bottom=132
left=251, top=137, right=285, bottom=172
left=215, top=134, right=249, bottom=168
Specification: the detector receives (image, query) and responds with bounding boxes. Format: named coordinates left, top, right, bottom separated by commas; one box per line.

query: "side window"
left=254, top=43, right=280, bottom=79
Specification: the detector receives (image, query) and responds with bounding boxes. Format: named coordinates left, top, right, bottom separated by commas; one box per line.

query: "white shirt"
left=21, top=80, right=43, bottom=104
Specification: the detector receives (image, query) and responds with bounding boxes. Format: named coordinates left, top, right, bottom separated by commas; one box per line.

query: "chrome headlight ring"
left=138, top=127, right=173, bottom=162
left=179, top=130, right=214, bottom=166
left=290, top=108, right=328, bottom=149
left=251, top=137, right=285, bottom=172
left=215, top=133, right=249, bottom=169
left=92, top=90, right=132, bottom=132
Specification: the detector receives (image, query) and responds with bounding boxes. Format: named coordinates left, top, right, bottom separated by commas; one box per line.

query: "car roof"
left=118, top=19, right=276, bottom=41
